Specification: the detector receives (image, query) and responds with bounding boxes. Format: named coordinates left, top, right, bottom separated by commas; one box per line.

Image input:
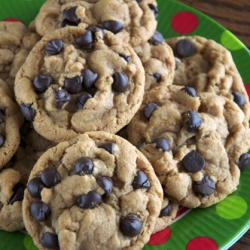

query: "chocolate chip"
left=20, top=103, right=35, bottom=122
left=40, top=232, right=59, bottom=250
left=186, top=110, right=203, bottom=132
left=119, top=54, right=131, bottom=62
left=76, top=93, right=92, bottom=109
left=132, top=170, right=150, bottom=189
left=152, top=137, right=170, bottom=152
left=100, top=142, right=115, bottom=154
left=120, top=215, right=142, bottom=237
left=112, top=72, right=129, bottom=92
left=75, top=30, right=94, bottom=50
left=27, top=177, right=45, bottom=199
left=0, top=134, right=4, bottom=147
left=74, top=157, right=94, bottom=175
left=9, top=185, right=24, bottom=204
left=152, top=73, right=161, bottom=82
left=182, top=150, right=205, bottom=173
left=54, top=89, right=70, bottom=109
left=86, top=25, right=105, bottom=37
left=96, top=176, right=113, bottom=197
left=41, top=167, right=61, bottom=188
left=193, top=175, right=215, bottom=196
left=232, top=91, right=246, bottom=107
left=181, top=86, right=197, bottom=97
left=77, top=191, right=102, bottom=209
left=143, top=103, right=158, bottom=119
left=81, top=68, right=98, bottom=89
left=101, top=20, right=123, bottom=34
left=238, top=153, right=250, bottom=170
left=176, top=39, right=195, bottom=58
left=30, top=202, right=50, bottom=222
left=148, top=31, right=164, bottom=45
left=160, top=202, right=172, bottom=217
left=0, top=110, right=4, bottom=123
left=62, top=6, right=80, bottom=24
left=148, top=4, right=159, bottom=18
left=46, top=39, right=63, bottom=55
left=64, top=75, right=83, bottom=94
left=60, top=19, right=78, bottom=28
left=33, top=75, right=52, bottom=93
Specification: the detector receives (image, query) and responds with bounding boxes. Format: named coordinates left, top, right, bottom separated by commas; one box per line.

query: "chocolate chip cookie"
left=133, top=30, right=175, bottom=92
left=14, top=26, right=145, bottom=142
left=34, top=0, right=158, bottom=47
left=166, top=36, right=250, bottom=119
left=23, top=131, right=163, bottom=250
left=127, top=85, right=250, bottom=207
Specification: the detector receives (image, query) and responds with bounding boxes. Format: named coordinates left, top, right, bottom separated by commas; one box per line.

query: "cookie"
left=0, top=21, right=41, bottom=95
left=14, top=26, right=145, bottom=142
left=23, top=131, right=163, bottom=250
left=34, top=0, right=158, bottom=46
left=133, top=30, right=175, bottom=92
left=127, top=85, right=250, bottom=207
left=166, top=36, right=250, bottom=119
left=0, top=79, right=23, bottom=169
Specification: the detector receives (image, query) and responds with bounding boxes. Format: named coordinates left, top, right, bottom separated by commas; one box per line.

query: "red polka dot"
left=3, top=18, right=23, bottom=23
left=186, top=237, right=218, bottom=250
left=244, top=84, right=250, bottom=98
left=171, top=11, right=199, bottom=34
left=148, top=227, right=171, bottom=245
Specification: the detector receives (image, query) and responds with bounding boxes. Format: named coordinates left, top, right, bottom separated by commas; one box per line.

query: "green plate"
left=0, top=0, right=250, bottom=249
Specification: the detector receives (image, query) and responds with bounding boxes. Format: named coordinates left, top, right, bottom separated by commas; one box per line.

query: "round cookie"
left=34, top=0, right=158, bottom=47
left=0, top=79, right=23, bottom=169
left=166, top=36, right=250, bottom=119
left=23, top=131, right=163, bottom=250
left=14, top=26, right=145, bottom=142
left=127, top=85, right=250, bottom=207
left=133, top=30, right=175, bottom=92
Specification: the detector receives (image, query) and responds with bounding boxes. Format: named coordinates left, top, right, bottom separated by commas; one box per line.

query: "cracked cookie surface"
left=14, top=26, right=145, bottom=142
left=23, top=131, right=163, bottom=250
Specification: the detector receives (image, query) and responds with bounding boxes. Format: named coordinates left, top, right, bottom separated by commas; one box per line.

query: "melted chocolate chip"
left=120, top=215, right=142, bottom=237
left=41, top=167, right=61, bottom=188
left=96, top=176, right=113, bottom=197
left=152, top=137, right=170, bottom=152
left=40, top=232, right=59, bottom=250
left=33, top=75, right=52, bottom=93
left=76, top=93, right=92, bottom=109
left=64, top=75, right=83, bottom=94
left=0, top=110, right=4, bottom=123
left=100, top=142, right=115, bottom=154
left=193, top=175, right=215, bottom=196
left=143, top=103, right=158, bottom=119
left=27, top=177, right=45, bottom=199
left=60, top=19, right=78, bottom=28
left=132, top=170, right=150, bottom=189
left=9, top=185, right=24, bottom=204
left=81, top=68, right=98, bottom=89
left=54, top=89, right=70, bottom=109
left=101, top=20, right=123, bottom=34
left=112, top=72, right=129, bottom=92
left=62, top=6, right=80, bottom=24
left=148, top=4, right=159, bottom=18
left=20, top=103, right=35, bottom=122
left=181, top=86, right=197, bottom=97
left=30, top=201, right=50, bottom=222
left=160, top=202, right=172, bottom=217
left=238, top=153, right=250, bottom=170
left=86, top=25, right=105, bottom=37
left=182, top=150, right=205, bottom=173
left=77, top=191, right=102, bottom=209
left=46, top=39, right=63, bottom=55
left=148, top=31, right=164, bottom=45
left=176, top=39, right=195, bottom=58
left=0, top=134, right=5, bottom=147
left=186, top=110, right=203, bottom=132
left=119, top=54, right=131, bottom=62
left=74, top=157, right=94, bottom=175
left=152, top=73, right=161, bottom=82
left=232, top=91, right=246, bottom=107
left=75, top=30, right=94, bottom=50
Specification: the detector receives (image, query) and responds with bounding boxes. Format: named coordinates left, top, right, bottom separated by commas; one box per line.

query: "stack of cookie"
left=0, top=0, right=249, bottom=249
